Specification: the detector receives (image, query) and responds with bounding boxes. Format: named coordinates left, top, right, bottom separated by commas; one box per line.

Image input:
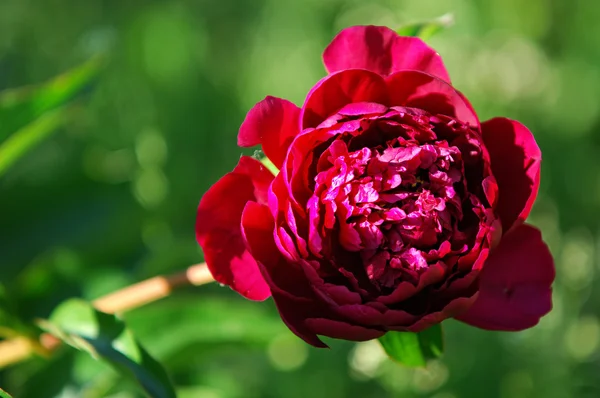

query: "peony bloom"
left=196, top=26, right=555, bottom=347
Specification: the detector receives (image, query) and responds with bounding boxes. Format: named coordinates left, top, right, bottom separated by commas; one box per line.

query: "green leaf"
left=0, top=108, right=67, bottom=178
left=0, top=57, right=103, bottom=177
left=0, top=283, right=37, bottom=339
left=378, top=324, right=444, bottom=367
left=0, top=388, right=14, bottom=398
left=38, top=299, right=176, bottom=398
left=0, top=56, right=103, bottom=142
left=396, top=13, right=454, bottom=41
left=125, top=295, right=287, bottom=356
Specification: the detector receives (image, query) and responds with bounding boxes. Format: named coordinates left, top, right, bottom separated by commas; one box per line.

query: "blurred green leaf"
left=0, top=388, right=13, bottom=398
left=0, top=284, right=11, bottom=333
left=125, top=295, right=286, bottom=354
left=0, top=108, right=67, bottom=178
left=396, top=13, right=454, bottom=41
left=378, top=324, right=444, bottom=367
left=38, top=299, right=176, bottom=398
left=0, top=284, right=37, bottom=339
left=0, top=57, right=103, bottom=142
left=0, top=57, right=103, bottom=178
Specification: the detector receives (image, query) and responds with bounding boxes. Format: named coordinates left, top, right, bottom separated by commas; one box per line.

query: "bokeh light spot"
left=349, top=339, right=387, bottom=380
left=560, top=228, right=594, bottom=291
left=138, top=7, right=207, bottom=87
left=133, top=167, right=169, bottom=208
left=501, top=371, right=534, bottom=398
left=565, top=316, right=600, bottom=361
left=412, top=360, right=449, bottom=394
left=136, top=127, right=168, bottom=168
left=267, top=333, right=309, bottom=371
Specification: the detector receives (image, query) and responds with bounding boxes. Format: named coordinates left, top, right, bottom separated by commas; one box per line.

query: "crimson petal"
left=305, top=318, right=385, bottom=341
left=482, top=118, right=541, bottom=233
left=456, top=224, right=555, bottom=331
left=238, top=96, right=301, bottom=169
left=301, top=69, right=388, bottom=129
left=386, top=70, right=479, bottom=128
left=241, top=201, right=327, bottom=347
left=323, top=25, right=450, bottom=81
left=196, top=156, right=273, bottom=301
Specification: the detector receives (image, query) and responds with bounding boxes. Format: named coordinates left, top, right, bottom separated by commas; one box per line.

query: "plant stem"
left=0, top=262, right=212, bottom=369
left=0, top=337, right=36, bottom=369
left=93, top=263, right=212, bottom=313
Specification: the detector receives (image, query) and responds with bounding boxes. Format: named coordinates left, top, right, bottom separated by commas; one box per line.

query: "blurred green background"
left=1, top=0, right=598, bottom=397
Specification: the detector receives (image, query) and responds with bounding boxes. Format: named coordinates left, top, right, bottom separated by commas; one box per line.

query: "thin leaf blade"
left=0, top=108, right=66, bottom=178
left=0, top=388, right=13, bottom=398
left=378, top=324, right=444, bottom=367
left=38, top=299, right=176, bottom=398
left=0, top=56, right=103, bottom=142
left=396, top=13, right=454, bottom=41
left=0, top=57, right=103, bottom=177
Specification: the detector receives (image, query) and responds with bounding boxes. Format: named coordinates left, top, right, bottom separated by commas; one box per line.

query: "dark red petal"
left=305, top=318, right=385, bottom=341
left=238, top=96, right=301, bottom=169
left=273, top=292, right=329, bottom=348
left=301, top=69, right=388, bottom=129
left=196, top=157, right=273, bottom=301
left=402, top=296, right=478, bottom=332
left=231, top=156, right=274, bottom=203
left=240, top=201, right=277, bottom=264
left=482, top=176, right=499, bottom=209
left=456, top=224, right=555, bottom=331
left=242, top=204, right=383, bottom=346
left=323, top=25, right=450, bottom=81
left=241, top=201, right=328, bottom=347
left=377, top=262, right=446, bottom=304
left=386, top=70, right=479, bottom=128
left=482, top=118, right=541, bottom=233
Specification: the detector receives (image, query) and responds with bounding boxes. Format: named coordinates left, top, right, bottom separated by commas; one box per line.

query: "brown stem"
left=0, top=262, right=212, bottom=369
left=0, top=338, right=35, bottom=369
left=93, top=263, right=212, bottom=313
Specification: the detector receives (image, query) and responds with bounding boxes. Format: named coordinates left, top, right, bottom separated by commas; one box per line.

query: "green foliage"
left=0, top=0, right=597, bottom=397
left=0, top=284, right=37, bottom=339
left=0, top=284, right=14, bottom=337
left=0, top=57, right=102, bottom=177
left=0, top=108, right=67, bottom=177
left=38, top=299, right=175, bottom=398
left=0, top=57, right=103, bottom=142
left=0, top=388, right=13, bottom=398
left=378, top=324, right=444, bottom=367
left=396, top=13, right=454, bottom=41
left=126, top=295, right=286, bottom=347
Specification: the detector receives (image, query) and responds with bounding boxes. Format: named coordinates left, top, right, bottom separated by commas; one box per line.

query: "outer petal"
left=301, top=69, right=389, bottom=129
left=403, top=296, right=478, bottom=332
left=323, top=25, right=450, bottom=81
left=482, top=118, right=542, bottom=233
left=386, top=70, right=479, bottom=128
left=456, top=224, right=555, bottom=331
left=241, top=201, right=327, bottom=347
left=238, top=96, right=301, bottom=169
left=305, top=318, right=385, bottom=341
left=196, top=156, right=273, bottom=301
left=240, top=201, right=283, bottom=274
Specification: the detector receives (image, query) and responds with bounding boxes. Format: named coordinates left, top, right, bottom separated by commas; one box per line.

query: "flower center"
left=313, top=131, right=471, bottom=288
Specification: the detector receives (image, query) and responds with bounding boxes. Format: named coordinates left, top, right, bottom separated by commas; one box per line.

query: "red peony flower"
left=196, top=26, right=555, bottom=347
